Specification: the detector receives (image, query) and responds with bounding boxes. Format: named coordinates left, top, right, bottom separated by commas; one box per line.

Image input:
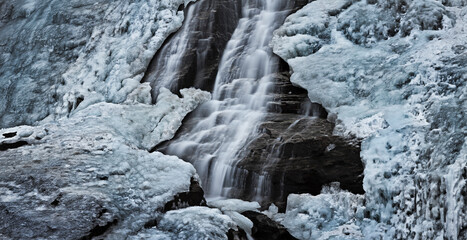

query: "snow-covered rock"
left=0, top=87, right=210, bottom=239
left=208, top=198, right=261, bottom=234
left=0, top=0, right=195, bottom=128
left=273, top=0, right=466, bottom=239
left=279, top=183, right=365, bottom=240
left=130, top=207, right=238, bottom=240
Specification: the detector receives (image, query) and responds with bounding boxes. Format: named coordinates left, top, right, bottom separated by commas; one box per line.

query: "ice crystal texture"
left=273, top=0, right=466, bottom=239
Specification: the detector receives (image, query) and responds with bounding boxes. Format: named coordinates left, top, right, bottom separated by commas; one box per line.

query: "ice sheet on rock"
left=71, top=87, right=210, bottom=150
left=157, top=207, right=237, bottom=240
left=1, top=87, right=210, bottom=151
left=0, top=129, right=197, bottom=238
left=273, top=0, right=466, bottom=239
left=208, top=198, right=261, bottom=213
left=0, top=0, right=196, bottom=128
left=272, top=0, right=352, bottom=60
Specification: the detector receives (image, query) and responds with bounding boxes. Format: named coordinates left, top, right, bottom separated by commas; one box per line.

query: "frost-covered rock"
left=273, top=0, right=466, bottom=239
left=70, top=87, right=210, bottom=150
left=0, top=87, right=210, bottom=239
left=279, top=184, right=365, bottom=240
left=0, top=0, right=195, bottom=128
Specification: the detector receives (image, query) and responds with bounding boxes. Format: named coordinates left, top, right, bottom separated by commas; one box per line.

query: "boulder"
left=242, top=211, right=297, bottom=240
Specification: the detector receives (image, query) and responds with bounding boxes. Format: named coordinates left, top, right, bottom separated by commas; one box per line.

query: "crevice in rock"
left=79, top=219, right=118, bottom=240
left=50, top=194, right=62, bottom=207
left=0, top=141, right=28, bottom=151
left=143, top=219, right=158, bottom=229
left=227, top=228, right=248, bottom=240
left=2, top=132, right=16, bottom=138
left=143, top=177, right=208, bottom=231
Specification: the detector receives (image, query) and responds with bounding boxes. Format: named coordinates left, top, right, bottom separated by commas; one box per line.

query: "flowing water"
left=142, top=0, right=242, bottom=99
left=149, top=0, right=296, bottom=200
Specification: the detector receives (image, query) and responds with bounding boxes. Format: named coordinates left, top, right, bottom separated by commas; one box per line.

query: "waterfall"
left=141, top=0, right=300, bottom=203
left=158, top=0, right=295, bottom=200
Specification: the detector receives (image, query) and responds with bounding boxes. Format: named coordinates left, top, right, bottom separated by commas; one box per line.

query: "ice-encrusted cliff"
left=272, top=0, right=466, bottom=239
left=0, top=0, right=195, bottom=128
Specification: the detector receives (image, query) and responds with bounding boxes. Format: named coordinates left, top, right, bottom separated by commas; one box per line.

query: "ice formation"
left=0, top=0, right=195, bottom=128
left=208, top=198, right=261, bottom=234
left=0, top=86, right=210, bottom=238
left=130, top=207, right=238, bottom=240
left=274, top=183, right=365, bottom=240
left=1, top=0, right=465, bottom=238
left=273, top=0, right=466, bottom=239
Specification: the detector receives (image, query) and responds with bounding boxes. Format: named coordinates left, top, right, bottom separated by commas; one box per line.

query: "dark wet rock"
left=242, top=211, right=297, bottom=240
left=143, top=0, right=243, bottom=100
left=163, top=178, right=207, bottom=212
left=266, top=72, right=328, bottom=118
left=229, top=73, right=363, bottom=209
left=293, top=0, right=313, bottom=11
left=233, top=113, right=363, bottom=209
left=227, top=228, right=248, bottom=240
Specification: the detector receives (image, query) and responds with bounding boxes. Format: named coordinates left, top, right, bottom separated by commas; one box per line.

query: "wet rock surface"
left=232, top=73, right=364, bottom=209
left=227, top=228, right=248, bottom=240
left=163, top=178, right=207, bottom=212
left=242, top=211, right=297, bottom=240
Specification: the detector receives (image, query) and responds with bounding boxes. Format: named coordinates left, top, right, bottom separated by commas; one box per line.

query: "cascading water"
left=142, top=0, right=242, bottom=99
left=144, top=4, right=197, bottom=98
left=160, top=0, right=295, bottom=199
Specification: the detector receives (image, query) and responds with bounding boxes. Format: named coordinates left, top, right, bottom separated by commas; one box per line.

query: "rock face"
left=227, top=228, right=248, bottom=240
left=232, top=73, right=364, bottom=209
left=163, top=178, right=207, bottom=212
left=142, top=0, right=243, bottom=100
